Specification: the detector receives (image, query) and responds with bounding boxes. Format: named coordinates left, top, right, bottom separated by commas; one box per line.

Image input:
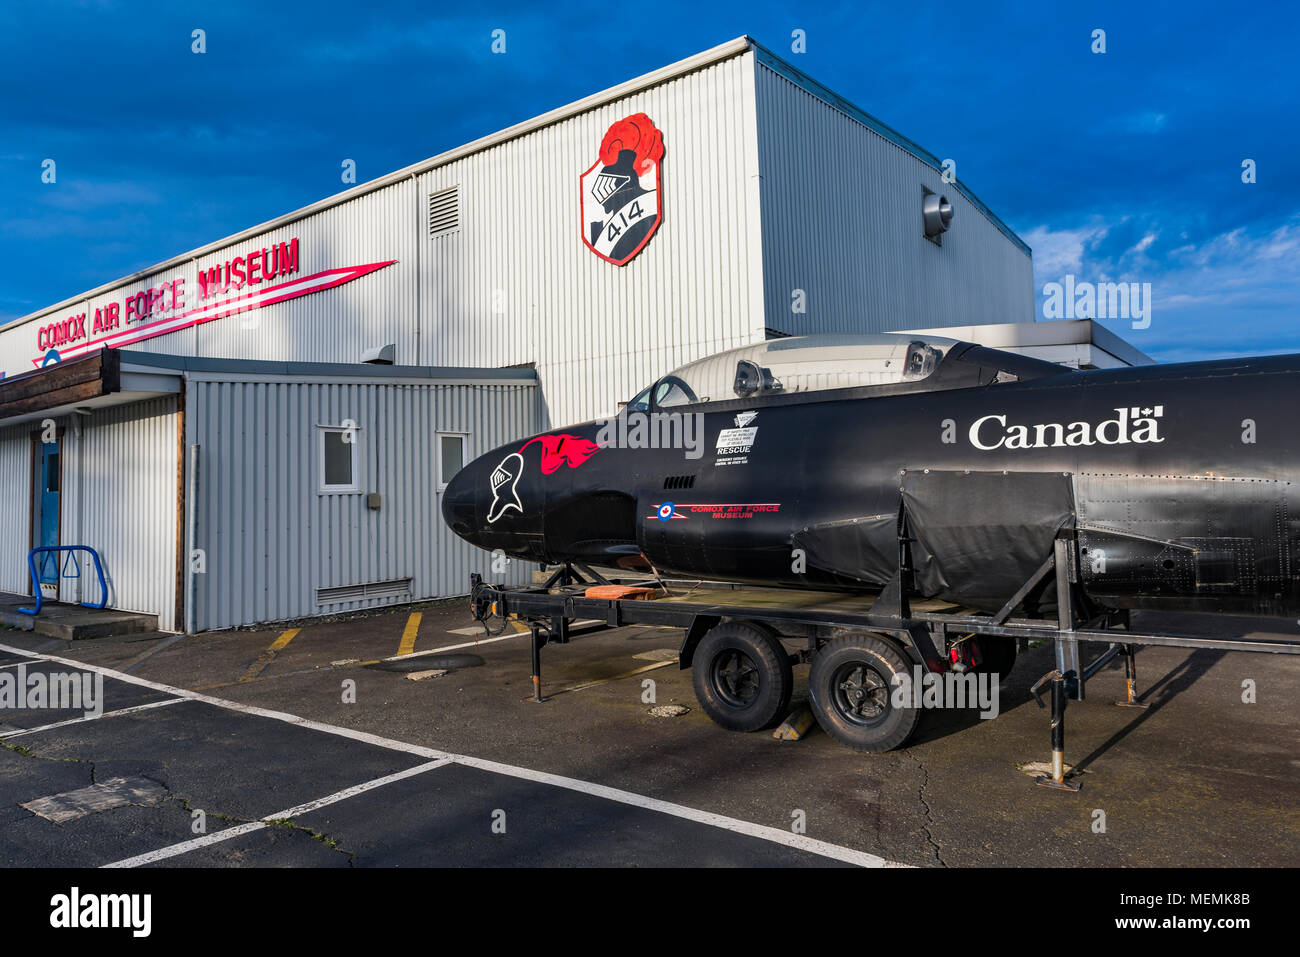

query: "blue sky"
left=2, top=0, right=1296, bottom=362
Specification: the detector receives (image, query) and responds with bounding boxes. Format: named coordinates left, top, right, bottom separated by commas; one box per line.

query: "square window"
left=319, top=427, right=360, bottom=493
left=438, top=434, right=466, bottom=490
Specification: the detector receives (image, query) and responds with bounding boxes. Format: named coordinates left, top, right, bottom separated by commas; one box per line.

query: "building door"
left=33, top=435, right=61, bottom=595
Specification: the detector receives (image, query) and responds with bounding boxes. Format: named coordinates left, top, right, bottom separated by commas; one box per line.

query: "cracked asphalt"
left=1, top=600, right=1297, bottom=867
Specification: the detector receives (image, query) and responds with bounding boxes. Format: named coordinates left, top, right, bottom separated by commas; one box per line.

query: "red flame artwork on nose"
left=599, top=113, right=664, bottom=175
left=519, top=434, right=601, bottom=475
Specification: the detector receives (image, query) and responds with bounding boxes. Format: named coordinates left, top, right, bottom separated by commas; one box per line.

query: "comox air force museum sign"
left=580, top=113, right=665, bottom=265
left=30, top=238, right=396, bottom=367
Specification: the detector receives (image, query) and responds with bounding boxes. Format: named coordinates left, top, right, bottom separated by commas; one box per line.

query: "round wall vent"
left=923, top=193, right=954, bottom=237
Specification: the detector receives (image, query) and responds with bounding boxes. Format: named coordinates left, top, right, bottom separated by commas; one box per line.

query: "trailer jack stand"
left=1115, top=644, right=1149, bottom=709
left=1034, top=670, right=1081, bottom=792
left=529, top=624, right=549, bottom=703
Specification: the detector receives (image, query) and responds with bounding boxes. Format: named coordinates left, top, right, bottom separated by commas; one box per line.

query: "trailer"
left=468, top=527, right=1300, bottom=791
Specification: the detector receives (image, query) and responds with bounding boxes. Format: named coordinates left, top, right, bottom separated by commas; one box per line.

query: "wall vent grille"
left=428, top=186, right=460, bottom=237
left=317, top=577, right=413, bottom=605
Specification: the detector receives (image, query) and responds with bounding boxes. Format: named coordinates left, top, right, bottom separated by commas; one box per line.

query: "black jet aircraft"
left=442, top=333, right=1300, bottom=620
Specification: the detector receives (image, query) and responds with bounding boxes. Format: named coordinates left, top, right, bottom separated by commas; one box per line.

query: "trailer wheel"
left=808, top=636, right=920, bottom=752
left=974, top=635, right=1017, bottom=682
left=691, top=622, right=792, bottom=732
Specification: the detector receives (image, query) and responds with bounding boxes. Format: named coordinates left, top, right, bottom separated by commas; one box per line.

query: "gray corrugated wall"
left=754, top=63, right=1035, bottom=334
left=60, top=397, right=180, bottom=630
left=187, top=376, right=536, bottom=632
left=0, top=424, right=32, bottom=595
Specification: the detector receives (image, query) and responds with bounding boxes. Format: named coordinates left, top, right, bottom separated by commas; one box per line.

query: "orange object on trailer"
left=584, top=584, right=657, bottom=600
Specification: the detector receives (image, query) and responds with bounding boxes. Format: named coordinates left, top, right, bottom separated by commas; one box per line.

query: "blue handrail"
left=17, top=546, right=109, bottom=616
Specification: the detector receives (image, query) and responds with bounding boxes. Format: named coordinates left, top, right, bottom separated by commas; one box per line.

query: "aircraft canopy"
left=627, top=334, right=961, bottom=410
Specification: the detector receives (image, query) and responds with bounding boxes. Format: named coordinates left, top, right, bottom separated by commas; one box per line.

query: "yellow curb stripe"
left=238, top=628, right=301, bottom=683
left=268, top=628, right=300, bottom=652
left=397, top=613, right=423, bottom=656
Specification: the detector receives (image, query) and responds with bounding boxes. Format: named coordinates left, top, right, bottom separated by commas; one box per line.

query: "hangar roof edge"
left=117, top=350, right=539, bottom=383
left=0, top=36, right=753, bottom=332
left=5, top=34, right=1029, bottom=330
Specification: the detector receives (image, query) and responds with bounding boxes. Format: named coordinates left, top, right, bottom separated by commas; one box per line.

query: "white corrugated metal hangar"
left=0, top=36, right=1140, bottom=633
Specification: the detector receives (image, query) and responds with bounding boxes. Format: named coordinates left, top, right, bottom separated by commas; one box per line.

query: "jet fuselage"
left=442, top=344, right=1300, bottom=616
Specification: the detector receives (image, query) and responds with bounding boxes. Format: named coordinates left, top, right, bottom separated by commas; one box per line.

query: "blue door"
left=35, top=437, right=60, bottom=585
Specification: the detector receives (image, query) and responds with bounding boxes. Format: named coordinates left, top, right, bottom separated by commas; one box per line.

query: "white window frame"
left=318, top=424, right=363, bottom=494
left=436, top=431, right=469, bottom=492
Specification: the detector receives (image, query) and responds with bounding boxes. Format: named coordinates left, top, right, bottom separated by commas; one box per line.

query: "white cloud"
left=1025, top=215, right=1300, bottom=358
left=1131, top=231, right=1157, bottom=255
left=1022, top=220, right=1110, bottom=278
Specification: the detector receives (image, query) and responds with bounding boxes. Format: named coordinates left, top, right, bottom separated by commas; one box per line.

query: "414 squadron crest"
left=580, top=113, right=664, bottom=265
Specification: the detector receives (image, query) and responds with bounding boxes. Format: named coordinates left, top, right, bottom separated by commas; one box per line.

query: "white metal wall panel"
left=192, top=180, right=418, bottom=365
left=0, top=45, right=1042, bottom=423
left=0, top=271, right=202, bottom=378
left=417, top=52, right=765, bottom=428
left=753, top=62, right=1035, bottom=335
left=59, top=397, right=179, bottom=631
left=187, top=376, right=536, bottom=632
left=0, top=181, right=417, bottom=378
left=0, top=425, right=32, bottom=595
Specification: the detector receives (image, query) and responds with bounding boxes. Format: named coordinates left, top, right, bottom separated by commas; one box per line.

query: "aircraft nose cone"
left=440, top=463, right=479, bottom=543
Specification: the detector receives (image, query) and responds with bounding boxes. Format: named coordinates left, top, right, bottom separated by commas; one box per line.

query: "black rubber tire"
left=691, top=622, right=793, bottom=732
left=808, top=635, right=920, bottom=752
left=973, top=636, right=1017, bottom=682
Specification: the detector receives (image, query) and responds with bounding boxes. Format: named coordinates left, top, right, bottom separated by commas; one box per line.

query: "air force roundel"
left=580, top=113, right=664, bottom=265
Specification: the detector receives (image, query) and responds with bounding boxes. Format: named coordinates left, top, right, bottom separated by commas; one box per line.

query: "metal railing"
left=17, top=545, right=109, bottom=616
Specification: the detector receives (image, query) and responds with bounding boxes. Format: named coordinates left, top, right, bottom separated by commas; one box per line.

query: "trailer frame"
left=468, top=530, right=1300, bottom=791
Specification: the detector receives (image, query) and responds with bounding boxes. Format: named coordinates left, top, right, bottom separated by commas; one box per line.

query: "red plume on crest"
left=519, top=434, right=601, bottom=475
left=599, top=114, right=664, bottom=175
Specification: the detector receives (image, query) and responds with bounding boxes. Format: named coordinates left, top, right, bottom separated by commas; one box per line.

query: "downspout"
left=185, top=441, right=199, bottom=634
left=70, top=411, right=84, bottom=604
left=411, top=172, right=422, bottom=365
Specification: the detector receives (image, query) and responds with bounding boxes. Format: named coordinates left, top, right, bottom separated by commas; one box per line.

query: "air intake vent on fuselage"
left=663, top=475, right=695, bottom=490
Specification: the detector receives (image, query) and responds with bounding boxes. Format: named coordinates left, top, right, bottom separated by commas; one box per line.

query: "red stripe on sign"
left=32, top=260, right=397, bottom=366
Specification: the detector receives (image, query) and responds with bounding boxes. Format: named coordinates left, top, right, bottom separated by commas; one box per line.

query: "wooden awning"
left=0, top=350, right=120, bottom=421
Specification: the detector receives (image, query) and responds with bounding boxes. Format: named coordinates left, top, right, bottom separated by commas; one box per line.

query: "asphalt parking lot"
left=1, top=601, right=1297, bottom=867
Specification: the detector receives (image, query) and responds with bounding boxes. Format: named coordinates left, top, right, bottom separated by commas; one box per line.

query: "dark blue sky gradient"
left=2, top=0, right=1296, bottom=362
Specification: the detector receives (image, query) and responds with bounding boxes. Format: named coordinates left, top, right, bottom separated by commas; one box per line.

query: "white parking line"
left=0, top=640, right=904, bottom=869
left=378, top=631, right=522, bottom=662
left=2, top=698, right=186, bottom=739
left=0, top=641, right=451, bottom=762
left=454, top=756, right=905, bottom=868
left=103, top=758, right=453, bottom=867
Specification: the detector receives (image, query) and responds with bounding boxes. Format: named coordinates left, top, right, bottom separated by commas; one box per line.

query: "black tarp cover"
left=902, top=469, right=1076, bottom=609
left=791, top=512, right=899, bottom=587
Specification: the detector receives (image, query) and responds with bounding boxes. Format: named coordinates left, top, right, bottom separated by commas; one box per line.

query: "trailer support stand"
left=1116, top=644, right=1149, bottom=709
left=529, top=623, right=548, bottom=703
left=1036, top=670, right=1080, bottom=791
